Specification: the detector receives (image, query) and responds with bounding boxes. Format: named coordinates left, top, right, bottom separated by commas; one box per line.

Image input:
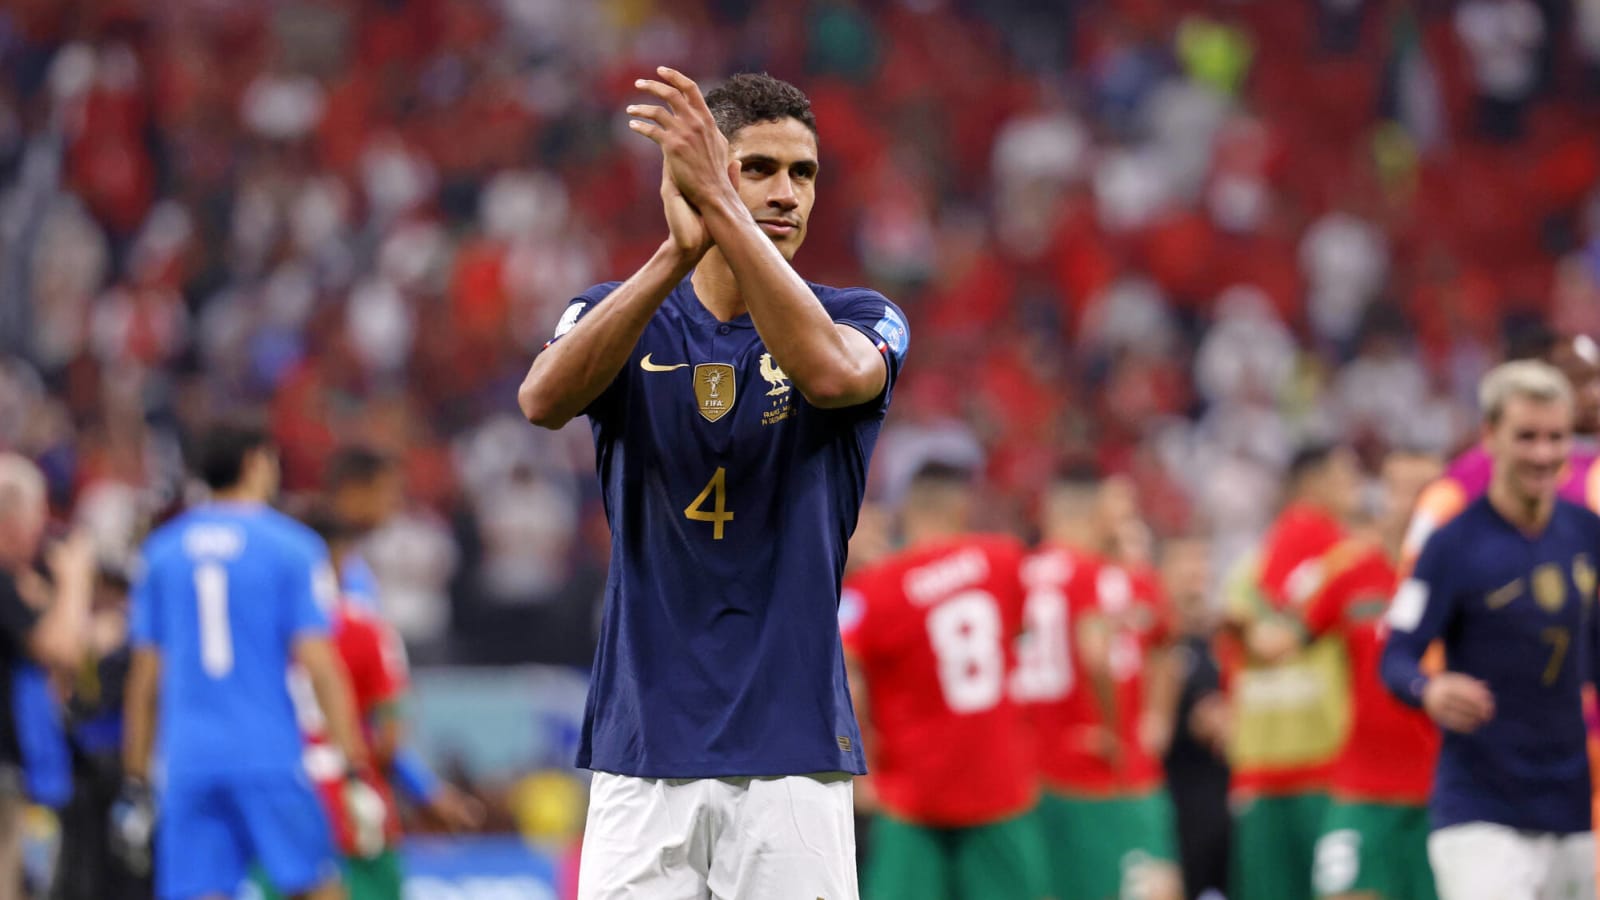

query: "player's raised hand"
left=627, top=67, right=737, bottom=209
left=660, top=161, right=712, bottom=263
left=1422, top=672, right=1495, bottom=733
left=46, top=530, right=95, bottom=592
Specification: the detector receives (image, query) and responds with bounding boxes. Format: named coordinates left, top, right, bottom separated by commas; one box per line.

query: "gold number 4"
left=685, top=467, right=734, bottom=540
left=1542, top=627, right=1569, bottom=687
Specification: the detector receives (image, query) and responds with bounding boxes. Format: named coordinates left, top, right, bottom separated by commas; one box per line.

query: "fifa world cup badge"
left=695, top=364, right=737, bottom=422
left=1533, top=563, right=1568, bottom=613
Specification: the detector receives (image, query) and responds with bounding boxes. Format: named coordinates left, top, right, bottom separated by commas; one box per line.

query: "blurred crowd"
left=2, top=0, right=1600, bottom=665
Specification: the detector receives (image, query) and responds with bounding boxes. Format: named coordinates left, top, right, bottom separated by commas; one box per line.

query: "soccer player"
left=1382, top=361, right=1598, bottom=900
left=1221, top=442, right=1363, bottom=900
left=517, top=69, right=907, bottom=898
left=839, top=462, right=1046, bottom=900
left=321, top=446, right=481, bottom=834
left=1017, top=470, right=1184, bottom=900
left=1289, top=449, right=1443, bottom=900
left=121, top=422, right=369, bottom=900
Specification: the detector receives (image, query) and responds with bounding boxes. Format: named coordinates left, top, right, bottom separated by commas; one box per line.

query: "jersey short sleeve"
left=827, top=290, right=909, bottom=414
left=283, top=538, right=334, bottom=645
left=544, top=281, right=625, bottom=419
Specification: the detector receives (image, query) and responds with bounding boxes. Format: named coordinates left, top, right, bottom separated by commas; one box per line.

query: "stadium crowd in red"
left=1, top=0, right=1598, bottom=665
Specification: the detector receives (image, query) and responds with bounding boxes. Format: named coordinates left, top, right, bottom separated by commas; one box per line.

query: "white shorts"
left=576, top=771, right=859, bottom=900
left=1428, top=822, right=1595, bottom=900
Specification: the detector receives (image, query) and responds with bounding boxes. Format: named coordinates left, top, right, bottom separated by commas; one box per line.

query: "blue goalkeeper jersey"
left=130, top=503, right=334, bottom=783
left=553, top=276, right=908, bottom=778
left=1381, top=496, right=1600, bottom=833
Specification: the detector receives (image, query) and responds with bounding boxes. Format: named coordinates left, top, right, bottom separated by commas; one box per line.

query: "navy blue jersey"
left=130, top=503, right=334, bottom=783
left=1381, top=497, right=1600, bottom=833
left=555, top=277, right=908, bottom=777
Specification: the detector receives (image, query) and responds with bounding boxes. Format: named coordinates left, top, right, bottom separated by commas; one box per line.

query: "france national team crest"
left=873, top=304, right=909, bottom=359
left=694, top=363, right=736, bottom=422
left=1575, top=554, right=1596, bottom=600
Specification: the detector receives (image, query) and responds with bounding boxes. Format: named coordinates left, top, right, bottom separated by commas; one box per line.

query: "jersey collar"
left=677, top=274, right=755, bottom=330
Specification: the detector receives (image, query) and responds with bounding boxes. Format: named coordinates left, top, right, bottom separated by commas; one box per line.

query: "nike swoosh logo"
left=640, top=354, right=688, bottom=372
left=1486, top=579, right=1524, bottom=609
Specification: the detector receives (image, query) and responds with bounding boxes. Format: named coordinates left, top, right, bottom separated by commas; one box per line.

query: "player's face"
left=1549, top=338, right=1600, bottom=435
left=1160, top=537, right=1211, bottom=616
left=1317, top=447, right=1364, bottom=522
left=1094, top=477, right=1142, bottom=551
left=1486, top=396, right=1573, bottom=504
left=728, top=118, right=818, bottom=261
left=339, top=471, right=401, bottom=533
left=0, top=495, right=46, bottom=567
left=1379, top=452, right=1442, bottom=531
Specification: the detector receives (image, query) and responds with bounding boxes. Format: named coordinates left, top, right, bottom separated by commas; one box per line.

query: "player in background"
left=1158, top=534, right=1232, bottom=900
left=518, top=69, right=905, bottom=899
left=1017, top=469, right=1184, bottom=900
left=1403, top=331, right=1600, bottom=566
left=840, top=462, right=1047, bottom=900
left=121, top=421, right=369, bottom=900
left=1261, top=449, right=1443, bottom=900
left=321, top=447, right=482, bottom=833
left=1220, top=443, right=1363, bottom=900
left=1382, top=361, right=1597, bottom=900
left=0, top=455, right=93, bottom=900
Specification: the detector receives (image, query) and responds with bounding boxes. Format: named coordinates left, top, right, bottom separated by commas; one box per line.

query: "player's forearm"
left=312, top=664, right=370, bottom=773
left=1144, top=645, right=1182, bottom=730
left=700, top=197, right=881, bottom=408
left=1380, top=639, right=1429, bottom=708
left=298, top=638, right=371, bottom=772
left=518, top=243, right=694, bottom=428
left=29, top=571, right=92, bottom=676
left=121, top=649, right=159, bottom=781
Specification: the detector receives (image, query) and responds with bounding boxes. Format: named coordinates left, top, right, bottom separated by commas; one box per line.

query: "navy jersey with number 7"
left=1380, top=496, right=1600, bottom=833
left=130, top=503, right=334, bottom=782
left=554, top=276, right=908, bottom=778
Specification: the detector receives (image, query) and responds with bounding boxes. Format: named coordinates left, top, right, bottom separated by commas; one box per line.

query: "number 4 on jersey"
left=684, top=467, right=735, bottom=540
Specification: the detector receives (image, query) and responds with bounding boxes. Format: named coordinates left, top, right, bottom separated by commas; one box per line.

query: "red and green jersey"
left=841, top=534, right=1035, bottom=827
left=1302, top=543, right=1437, bottom=804
left=1015, top=544, right=1171, bottom=796
left=304, top=601, right=409, bottom=854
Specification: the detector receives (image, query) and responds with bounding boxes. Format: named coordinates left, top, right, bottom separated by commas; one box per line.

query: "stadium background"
left=2, top=0, right=1599, bottom=896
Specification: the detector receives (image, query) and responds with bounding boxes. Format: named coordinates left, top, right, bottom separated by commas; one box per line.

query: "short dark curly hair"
left=705, top=73, right=817, bottom=141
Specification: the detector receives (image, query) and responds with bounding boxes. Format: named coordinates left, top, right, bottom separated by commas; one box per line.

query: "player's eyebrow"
left=739, top=153, right=819, bottom=175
